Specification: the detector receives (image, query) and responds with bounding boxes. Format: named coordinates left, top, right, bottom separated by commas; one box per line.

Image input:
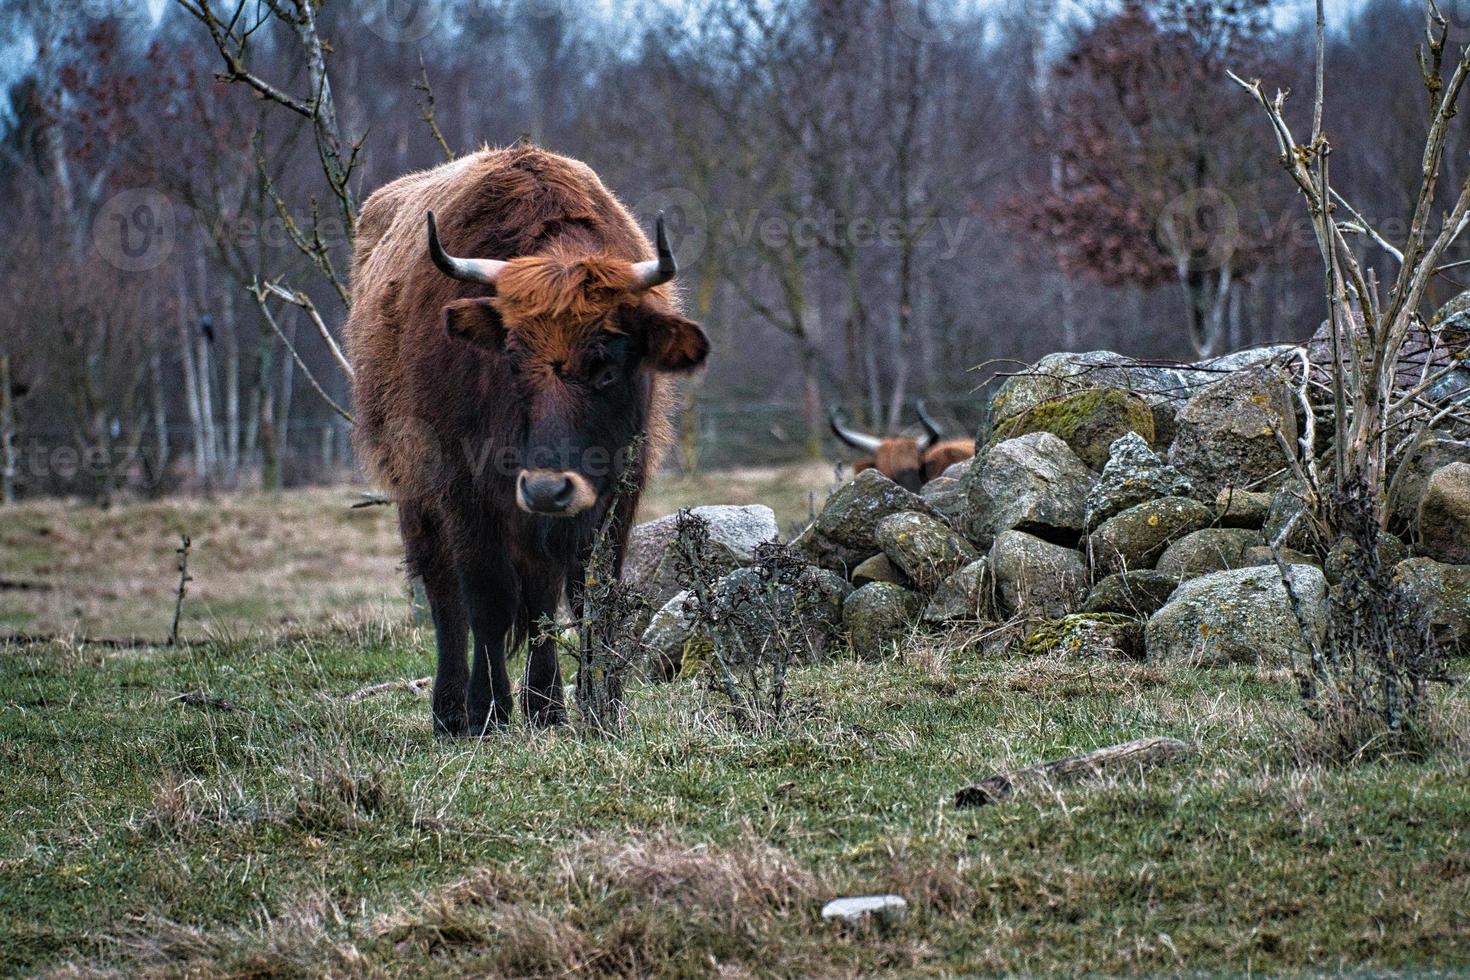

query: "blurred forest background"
left=1, top=0, right=1467, bottom=501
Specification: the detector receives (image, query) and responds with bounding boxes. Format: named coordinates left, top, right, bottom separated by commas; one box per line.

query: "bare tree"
left=1232, top=0, right=1464, bottom=737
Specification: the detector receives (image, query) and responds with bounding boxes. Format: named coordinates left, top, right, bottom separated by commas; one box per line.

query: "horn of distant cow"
left=426, top=211, right=509, bottom=285
left=915, top=400, right=944, bottom=450
left=829, top=406, right=883, bottom=453
left=630, top=212, right=677, bottom=290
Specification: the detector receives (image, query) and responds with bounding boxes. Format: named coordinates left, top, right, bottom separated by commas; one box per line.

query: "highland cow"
left=346, top=146, right=708, bottom=735
left=829, top=401, right=975, bottom=491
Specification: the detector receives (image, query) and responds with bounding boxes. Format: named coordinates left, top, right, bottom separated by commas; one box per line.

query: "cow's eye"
left=593, top=366, right=619, bottom=390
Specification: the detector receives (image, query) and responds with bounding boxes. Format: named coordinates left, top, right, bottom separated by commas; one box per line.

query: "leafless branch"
left=415, top=51, right=456, bottom=163
left=249, top=281, right=353, bottom=424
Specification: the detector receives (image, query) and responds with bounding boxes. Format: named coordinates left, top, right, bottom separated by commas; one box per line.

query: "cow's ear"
left=443, top=298, right=506, bottom=350
left=626, top=305, right=709, bottom=373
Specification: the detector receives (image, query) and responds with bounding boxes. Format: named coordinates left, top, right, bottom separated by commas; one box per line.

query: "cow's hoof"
left=529, top=705, right=568, bottom=729
left=432, top=712, right=468, bottom=739
left=521, top=690, right=567, bottom=728
left=465, top=712, right=511, bottom=737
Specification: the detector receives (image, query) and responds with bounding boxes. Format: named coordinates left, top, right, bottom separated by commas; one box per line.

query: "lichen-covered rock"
left=624, top=504, right=779, bottom=609
left=791, top=469, right=933, bottom=573
left=989, top=348, right=1294, bottom=426
left=1394, top=557, right=1470, bottom=649
left=1085, top=432, right=1195, bottom=528
left=960, top=432, right=1096, bottom=550
left=1088, top=496, right=1214, bottom=576
left=642, top=590, right=705, bottom=681
left=993, top=351, right=1231, bottom=423
left=1144, top=564, right=1328, bottom=666
left=851, top=553, right=907, bottom=587
left=643, top=565, right=851, bottom=680
left=1082, top=570, right=1181, bottom=617
left=1323, top=534, right=1409, bottom=586
left=1155, top=528, right=1262, bottom=580
left=875, top=511, right=979, bottom=592
left=843, top=582, right=923, bottom=659
left=1243, top=545, right=1320, bottom=569
left=921, top=559, right=993, bottom=623
left=1262, top=483, right=1324, bottom=555
left=1415, top=462, right=1470, bottom=564
left=989, top=388, right=1155, bottom=469
left=920, top=459, right=973, bottom=525
left=1387, top=433, right=1470, bottom=533
left=990, top=530, right=1089, bottom=619
left=1213, top=487, right=1273, bottom=529
left=1167, top=365, right=1297, bottom=497
left=1024, top=613, right=1143, bottom=659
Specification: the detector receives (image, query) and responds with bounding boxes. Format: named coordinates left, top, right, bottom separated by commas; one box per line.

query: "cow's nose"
left=517, top=471, right=577, bottom=514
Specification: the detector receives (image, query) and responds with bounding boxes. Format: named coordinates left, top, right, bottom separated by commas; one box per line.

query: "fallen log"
left=954, top=736, right=1189, bottom=808
left=343, top=676, right=432, bottom=703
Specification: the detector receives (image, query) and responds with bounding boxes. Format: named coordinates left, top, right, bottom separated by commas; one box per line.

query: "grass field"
left=1, top=472, right=1468, bottom=976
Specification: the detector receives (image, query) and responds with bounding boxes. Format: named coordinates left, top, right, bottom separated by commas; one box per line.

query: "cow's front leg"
left=520, top=567, right=568, bottom=727
left=400, top=503, right=468, bottom=738
left=461, top=555, right=519, bottom=734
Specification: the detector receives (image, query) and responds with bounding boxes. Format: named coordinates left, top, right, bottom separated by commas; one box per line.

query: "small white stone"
left=820, top=894, right=908, bottom=925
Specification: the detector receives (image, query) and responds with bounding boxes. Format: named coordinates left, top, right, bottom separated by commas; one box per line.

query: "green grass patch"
left=2, top=625, right=1466, bottom=976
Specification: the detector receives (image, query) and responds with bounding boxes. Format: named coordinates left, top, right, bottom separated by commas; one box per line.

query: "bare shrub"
left=570, top=446, right=649, bottom=737
left=669, top=511, right=834, bottom=730
left=1233, top=1, right=1461, bottom=751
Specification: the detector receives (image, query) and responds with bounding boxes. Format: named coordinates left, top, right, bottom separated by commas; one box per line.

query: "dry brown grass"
left=0, top=464, right=833, bottom=640
left=378, top=830, right=826, bottom=978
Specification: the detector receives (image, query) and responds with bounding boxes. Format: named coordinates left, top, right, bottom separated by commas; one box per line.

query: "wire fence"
left=4, top=394, right=991, bottom=499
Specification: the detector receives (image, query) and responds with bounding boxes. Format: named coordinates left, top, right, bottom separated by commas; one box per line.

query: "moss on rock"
left=990, top=388, right=1155, bottom=469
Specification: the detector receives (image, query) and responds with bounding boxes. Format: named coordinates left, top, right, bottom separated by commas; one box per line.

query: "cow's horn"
left=630, top=212, right=677, bottom=290
left=915, top=400, right=944, bottom=450
left=427, top=211, right=508, bottom=285
left=829, top=406, right=883, bottom=453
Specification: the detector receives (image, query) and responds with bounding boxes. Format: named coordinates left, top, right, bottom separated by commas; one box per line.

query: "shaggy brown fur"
left=853, top=438, right=976, bottom=491
left=349, top=147, right=683, bottom=499
left=345, top=145, right=707, bottom=735
left=922, top=439, right=977, bottom=480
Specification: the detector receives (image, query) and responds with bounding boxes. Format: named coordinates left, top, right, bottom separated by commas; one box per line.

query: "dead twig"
left=351, top=493, right=394, bottom=509
left=169, top=535, right=192, bottom=648
left=171, top=691, right=239, bottom=711
left=414, top=50, right=456, bottom=163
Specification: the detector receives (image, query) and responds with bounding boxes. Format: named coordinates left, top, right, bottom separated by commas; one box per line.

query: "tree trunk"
left=801, top=352, right=823, bottom=462
left=259, top=381, right=279, bottom=492
left=0, top=354, right=16, bottom=505
left=177, top=306, right=206, bottom=483
left=1179, top=265, right=1232, bottom=359
left=147, top=347, right=170, bottom=493
left=679, top=263, right=719, bottom=475
left=195, top=324, right=218, bottom=487
left=265, top=320, right=288, bottom=492
left=221, top=288, right=240, bottom=485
